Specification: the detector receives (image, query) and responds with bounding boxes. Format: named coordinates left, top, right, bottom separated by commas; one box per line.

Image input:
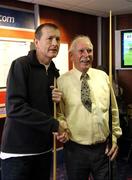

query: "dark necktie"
left=81, top=73, right=92, bottom=112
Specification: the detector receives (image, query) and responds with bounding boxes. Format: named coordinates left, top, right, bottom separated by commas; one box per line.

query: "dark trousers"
left=64, top=140, right=109, bottom=180
left=1, top=152, right=52, bottom=180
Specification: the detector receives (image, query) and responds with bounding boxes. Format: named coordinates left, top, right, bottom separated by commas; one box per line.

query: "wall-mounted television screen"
left=121, top=30, right=132, bottom=68
left=115, top=30, right=132, bottom=70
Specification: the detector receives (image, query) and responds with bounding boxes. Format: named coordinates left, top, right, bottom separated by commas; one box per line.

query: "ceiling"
left=18, top=0, right=132, bottom=17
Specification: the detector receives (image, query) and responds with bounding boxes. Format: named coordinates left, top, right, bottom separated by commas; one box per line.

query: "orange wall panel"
left=0, top=28, right=34, bottom=39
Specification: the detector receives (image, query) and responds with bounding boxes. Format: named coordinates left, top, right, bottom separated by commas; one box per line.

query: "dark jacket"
left=1, top=50, right=59, bottom=153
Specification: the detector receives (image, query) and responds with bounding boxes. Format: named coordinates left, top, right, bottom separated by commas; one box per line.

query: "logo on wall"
left=0, top=6, right=35, bottom=29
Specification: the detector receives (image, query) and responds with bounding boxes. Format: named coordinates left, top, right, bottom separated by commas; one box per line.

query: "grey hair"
left=69, top=35, right=93, bottom=53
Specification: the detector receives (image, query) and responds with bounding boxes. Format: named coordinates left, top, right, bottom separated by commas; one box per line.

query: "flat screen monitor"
left=115, top=30, right=132, bottom=70
left=121, top=30, right=132, bottom=68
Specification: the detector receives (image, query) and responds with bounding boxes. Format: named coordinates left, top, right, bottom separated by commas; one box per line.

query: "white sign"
left=0, top=40, right=31, bottom=87
left=53, top=43, right=68, bottom=75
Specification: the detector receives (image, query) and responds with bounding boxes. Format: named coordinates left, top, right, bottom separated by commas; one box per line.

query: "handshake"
left=55, top=120, right=70, bottom=143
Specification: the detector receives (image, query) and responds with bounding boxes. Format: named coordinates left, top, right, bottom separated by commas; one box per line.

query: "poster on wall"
left=0, top=39, right=31, bottom=88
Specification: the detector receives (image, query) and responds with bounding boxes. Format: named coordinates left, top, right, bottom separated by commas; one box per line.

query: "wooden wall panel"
left=117, top=70, right=132, bottom=103
left=116, top=14, right=132, bottom=30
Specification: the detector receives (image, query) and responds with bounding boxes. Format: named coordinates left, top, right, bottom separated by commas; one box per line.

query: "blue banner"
left=0, top=7, right=35, bottom=29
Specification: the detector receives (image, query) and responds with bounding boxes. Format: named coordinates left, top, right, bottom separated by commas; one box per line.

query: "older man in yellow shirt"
left=56, top=35, right=122, bottom=180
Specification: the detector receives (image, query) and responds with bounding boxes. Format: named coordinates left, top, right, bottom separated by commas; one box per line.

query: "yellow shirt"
left=57, top=68, right=122, bottom=145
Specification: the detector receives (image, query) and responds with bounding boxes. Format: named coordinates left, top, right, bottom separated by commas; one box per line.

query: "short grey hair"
left=69, top=35, right=93, bottom=53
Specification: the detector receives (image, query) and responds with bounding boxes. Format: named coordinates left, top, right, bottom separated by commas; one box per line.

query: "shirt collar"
left=73, top=67, right=92, bottom=80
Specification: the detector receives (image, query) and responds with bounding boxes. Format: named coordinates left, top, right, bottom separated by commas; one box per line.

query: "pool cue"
left=53, top=77, right=57, bottom=180
left=108, top=10, right=113, bottom=180
left=109, top=10, right=112, bottom=85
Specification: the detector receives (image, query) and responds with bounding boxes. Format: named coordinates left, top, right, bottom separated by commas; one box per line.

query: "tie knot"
left=81, top=73, right=89, bottom=80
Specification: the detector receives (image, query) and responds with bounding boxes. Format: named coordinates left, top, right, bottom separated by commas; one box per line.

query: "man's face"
left=71, top=39, right=93, bottom=73
left=35, top=27, right=60, bottom=65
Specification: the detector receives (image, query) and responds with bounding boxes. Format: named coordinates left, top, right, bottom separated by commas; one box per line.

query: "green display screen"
left=121, top=30, right=132, bottom=68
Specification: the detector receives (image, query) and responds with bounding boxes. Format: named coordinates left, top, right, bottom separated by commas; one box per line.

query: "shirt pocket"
left=96, top=85, right=110, bottom=111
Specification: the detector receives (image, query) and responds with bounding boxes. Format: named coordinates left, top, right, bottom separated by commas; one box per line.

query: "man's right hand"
left=54, top=121, right=70, bottom=143
left=56, top=131, right=69, bottom=143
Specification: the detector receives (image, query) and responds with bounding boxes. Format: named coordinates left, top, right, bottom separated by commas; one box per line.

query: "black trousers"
left=64, top=140, right=109, bottom=180
left=1, top=152, right=52, bottom=180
